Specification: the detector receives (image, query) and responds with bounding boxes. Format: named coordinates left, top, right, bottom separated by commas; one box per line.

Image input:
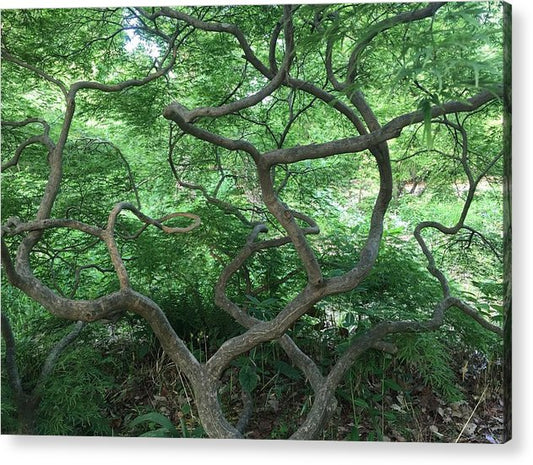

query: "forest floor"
left=107, top=346, right=505, bottom=443
left=243, top=355, right=504, bottom=443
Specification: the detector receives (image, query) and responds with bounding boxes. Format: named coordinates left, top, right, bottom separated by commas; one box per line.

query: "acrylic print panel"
left=1, top=0, right=510, bottom=443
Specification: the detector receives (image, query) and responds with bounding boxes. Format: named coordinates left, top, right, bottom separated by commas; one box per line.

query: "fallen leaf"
left=429, top=424, right=443, bottom=437
left=391, top=403, right=406, bottom=413
left=463, top=423, right=477, bottom=436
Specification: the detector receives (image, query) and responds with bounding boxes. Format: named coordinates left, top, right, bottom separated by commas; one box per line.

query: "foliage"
left=128, top=409, right=205, bottom=438
left=1, top=3, right=505, bottom=441
left=35, top=343, right=116, bottom=436
left=0, top=299, right=117, bottom=435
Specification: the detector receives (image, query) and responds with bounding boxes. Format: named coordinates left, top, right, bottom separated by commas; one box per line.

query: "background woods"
left=1, top=2, right=508, bottom=441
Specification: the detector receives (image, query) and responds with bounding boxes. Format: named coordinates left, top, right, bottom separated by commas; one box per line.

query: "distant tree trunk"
left=16, top=393, right=41, bottom=435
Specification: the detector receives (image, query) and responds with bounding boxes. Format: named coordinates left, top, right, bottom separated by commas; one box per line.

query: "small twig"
left=454, top=384, right=488, bottom=443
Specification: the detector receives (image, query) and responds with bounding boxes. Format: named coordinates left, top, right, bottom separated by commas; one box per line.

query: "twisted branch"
left=1, top=119, right=56, bottom=171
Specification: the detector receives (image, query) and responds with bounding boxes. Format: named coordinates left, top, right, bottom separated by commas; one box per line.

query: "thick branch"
left=163, top=103, right=262, bottom=162
left=151, top=6, right=367, bottom=135
left=1, top=135, right=55, bottom=171
left=169, top=6, right=294, bottom=123
left=212, top=224, right=325, bottom=391
left=291, top=290, right=501, bottom=439
left=13, top=94, right=77, bottom=273
left=257, top=164, right=324, bottom=287
left=150, top=7, right=271, bottom=77
left=264, top=88, right=501, bottom=166
left=168, top=137, right=262, bottom=228
left=2, top=217, right=104, bottom=239
left=207, top=283, right=323, bottom=379
left=105, top=202, right=200, bottom=288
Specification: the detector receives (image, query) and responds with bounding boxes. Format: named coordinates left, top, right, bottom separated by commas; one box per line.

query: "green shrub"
left=35, top=344, right=116, bottom=435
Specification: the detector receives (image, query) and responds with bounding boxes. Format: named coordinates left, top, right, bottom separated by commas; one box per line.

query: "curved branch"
left=1, top=135, right=55, bottom=172
left=70, top=32, right=178, bottom=94
left=13, top=94, right=77, bottom=272
left=288, top=77, right=368, bottom=135
left=268, top=19, right=283, bottom=74
left=2, top=202, right=200, bottom=319
left=168, top=5, right=294, bottom=124
left=264, top=88, right=501, bottom=166
left=256, top=162, right=324, bottom=287
left=1, top=118, right=51, bottom=132
left=1, top=49, right=68, bottom=97
left=207, top=282, right=323, bottom=379
left=105, top=202, right=200, bottom=288
left=168, top=135, right=263, bottom=228
left=1, top=119, right=56, bottom=171
left=413, top=122, right=503, bottom=297
left=161, top=9, right=296, bottom=163
left=461, top=225, right=503, bottom=263
left=1, top=313, right=85, bottom=434
left=448, top=297, right=503, bottom=336
left=106, top=202, right=201, bottom=235
left=212, top=223, right=325, bottom=392
left=149, top=7, right=272, bottom=77
left=150, top=6, right=367, bottom=135
left=344, top=2, right=446, bottom=86
left=2, top=217, right=105, bottom=239
left=163, top=103, right=262, bottom=162
left=291, top=289, right=501, bottom=439
left=36, top=321, right=86, bottom=387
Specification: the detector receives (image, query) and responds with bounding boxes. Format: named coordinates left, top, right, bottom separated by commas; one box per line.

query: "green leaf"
left=129, top=412, right=177, bottom=433
left=140, top=427, right=172, bottom=437
left=245, top=294, right=261, bottom=306
left=273, top=360, right=302, bottom=380
left=179, top=417, right=189, bottom=438
left=343, top=312, right=357, bottom=327
left=347, top=424, right=360, bottom=441
left=239, top=364, right=258, bottom=393
left=353, top=398, right=370, bottom=409
left=418, top=98, right=434, bottom=150
left=384, top=378, right=403, bottom=392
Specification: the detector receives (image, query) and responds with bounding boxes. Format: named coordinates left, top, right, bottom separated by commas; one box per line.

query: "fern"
left=396, top=333, right=462, bottom=402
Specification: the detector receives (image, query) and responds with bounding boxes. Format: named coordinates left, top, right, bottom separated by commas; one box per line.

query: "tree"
left=1, top=2, right=506, bottom=439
